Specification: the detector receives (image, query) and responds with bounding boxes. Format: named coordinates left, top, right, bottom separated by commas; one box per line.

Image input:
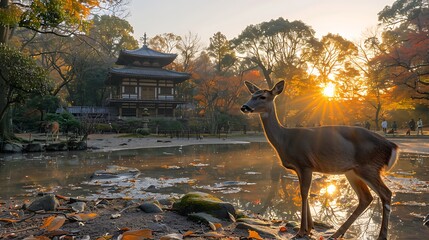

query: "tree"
left=0, top=0, right=121, bottom=139
left=207, top=32, right=236, bottom=74
left=0, top=44, right=50, bottom=139
left=376, top=0, right=429, bottom=100
left=233, top=17, right=316, bottom=88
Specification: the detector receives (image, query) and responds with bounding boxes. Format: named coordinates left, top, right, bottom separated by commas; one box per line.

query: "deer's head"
left=241, top=80, right=285, bottom=114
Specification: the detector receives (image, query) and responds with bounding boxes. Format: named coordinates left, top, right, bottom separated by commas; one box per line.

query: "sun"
left=322, top=82, right=336, bottom=98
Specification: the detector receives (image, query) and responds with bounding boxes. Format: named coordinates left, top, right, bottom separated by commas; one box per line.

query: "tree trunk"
left=0, top=0, right=15, bottom=140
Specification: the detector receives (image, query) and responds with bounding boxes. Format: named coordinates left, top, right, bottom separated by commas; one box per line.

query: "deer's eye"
left=259, top=96, right=266, bottom=100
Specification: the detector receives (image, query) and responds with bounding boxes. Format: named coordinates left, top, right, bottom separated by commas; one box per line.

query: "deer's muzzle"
left=241, top=105, right=254, bottom=113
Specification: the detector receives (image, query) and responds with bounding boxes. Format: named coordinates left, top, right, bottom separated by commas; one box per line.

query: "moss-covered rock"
left=173, top=192, right=235, bottom=219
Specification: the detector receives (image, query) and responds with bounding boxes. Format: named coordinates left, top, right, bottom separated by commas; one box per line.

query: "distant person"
left=409, top=118, right=416, bottom=131
left=392, top=121, right=397, bottom=132
left=417, top=118, right=423, bottom=135
left=381, top=119, right=388, bottom=134
left=365, top=121, right=371, bottom=130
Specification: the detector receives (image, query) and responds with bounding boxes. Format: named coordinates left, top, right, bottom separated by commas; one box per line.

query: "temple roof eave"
left=107, top=67, right=191, bottom=84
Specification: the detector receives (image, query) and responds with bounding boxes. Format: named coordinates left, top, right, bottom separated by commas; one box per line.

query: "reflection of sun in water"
left=326, top=184, right=336, bottom=195
left=322, top=82, right=336, bottom=98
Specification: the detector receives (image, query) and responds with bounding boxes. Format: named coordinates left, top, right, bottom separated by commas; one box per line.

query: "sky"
left=127, top=0, right=396, bottom=46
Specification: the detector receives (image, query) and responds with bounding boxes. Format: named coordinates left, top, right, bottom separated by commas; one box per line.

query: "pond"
left=1, top=143, right=428, bottom=239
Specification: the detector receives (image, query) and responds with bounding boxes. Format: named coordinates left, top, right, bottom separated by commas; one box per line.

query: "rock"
left=188, top=212, right=222, bottom=224
left=90, top=165, right=140, bottom=180
left=237, top=217, right=271, bottom=226
left=2, top=143, right=23, bottom=153
left=69, top=202, right=86, bottom=212
left=139, top=202, right=163, bottom=213
left=172, top=192, right=235, bottom=219
left=158, top=198, right=175, bottom=206
left=24, top=143, right=43, bottom=152
left=160, top=233, right=183, bottom=240
left=236, top=222, right=280, bottom=239
left=45, top=142, right=68, bottom=151
left=67, top=141, right=87, bottom=150
left=27, top=195, right=59, bottom=212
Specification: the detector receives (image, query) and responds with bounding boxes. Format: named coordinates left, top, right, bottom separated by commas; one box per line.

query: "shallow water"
left=1, top=143, right=428, bottom=239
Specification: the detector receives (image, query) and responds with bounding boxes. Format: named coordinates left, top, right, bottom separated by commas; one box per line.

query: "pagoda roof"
left=116, top=45, right=177, bottom=67
left=108, top=67, right=191, bottom=83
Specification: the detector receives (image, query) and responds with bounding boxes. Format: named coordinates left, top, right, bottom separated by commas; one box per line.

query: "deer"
left=46, top=121, right=60, bottom=142
left=240, top=80, right=398, bottom=240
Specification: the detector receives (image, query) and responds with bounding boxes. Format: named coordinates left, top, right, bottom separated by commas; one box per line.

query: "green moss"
left=173, top=192, right=235, bottom=219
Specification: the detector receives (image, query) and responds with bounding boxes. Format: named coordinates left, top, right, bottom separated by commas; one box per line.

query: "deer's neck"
left=259, top=105, right=285, bottom=148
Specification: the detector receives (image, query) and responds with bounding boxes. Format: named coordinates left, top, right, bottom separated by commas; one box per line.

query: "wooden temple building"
left=105, top=39, right=191, bottom=118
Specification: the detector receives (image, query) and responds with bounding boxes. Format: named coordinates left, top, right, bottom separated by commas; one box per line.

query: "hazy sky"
left=127, top=0, right=395, bottom=45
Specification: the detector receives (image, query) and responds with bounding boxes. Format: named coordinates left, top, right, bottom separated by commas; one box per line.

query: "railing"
left=108, top=95, right=181, bottom=101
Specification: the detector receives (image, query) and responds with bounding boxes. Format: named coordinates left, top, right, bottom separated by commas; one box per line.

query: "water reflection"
left=0, top=143, right=428, bottom=239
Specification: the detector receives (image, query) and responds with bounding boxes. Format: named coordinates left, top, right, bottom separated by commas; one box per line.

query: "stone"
left=2, top=143, right=23, bottom=153
left=237, top=217, right=271, bottom=226
left=69, top=202, right=86, bottom=212
left=27, top=195, right=59, bottom=212
left=172, top=192, right=235, bottom=219
left=67, top=141, right=87, bottom=150
left=188, top=212, right=222, bottom=224
left=139, top=202, right=163, bottom=213
left=24, top=143, right=43, bottom=152
left=45, top=142, right=68, bottom=151
left=158, top=198, right=174, bottom=206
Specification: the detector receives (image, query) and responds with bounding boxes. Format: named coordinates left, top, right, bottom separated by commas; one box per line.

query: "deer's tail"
left=385, top=144, right=399, bottom=172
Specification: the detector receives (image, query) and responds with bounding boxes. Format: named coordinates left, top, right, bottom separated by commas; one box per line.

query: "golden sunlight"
left=322, top=82, right=336, bottom=98
left=326, top=184, right=336, bottom=195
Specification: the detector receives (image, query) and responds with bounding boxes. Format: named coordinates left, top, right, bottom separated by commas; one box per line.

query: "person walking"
left=417, top=118, right=423, bottom=135
left=381, top=119, right=388, bottom=135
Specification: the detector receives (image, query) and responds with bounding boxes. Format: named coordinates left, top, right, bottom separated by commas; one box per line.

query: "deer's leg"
left=295, top=169, right=313, bottom=238
left=357, top=169, right=392, bottom=240
left=330, top=171, right=373, bottom=239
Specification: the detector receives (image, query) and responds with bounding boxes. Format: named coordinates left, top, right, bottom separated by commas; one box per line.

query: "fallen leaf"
left=96, top=236, right=113, bottom=240
left=40, top=216, right=66, bottom=231
left=279, top=226, right=287, bottom=232
left=0, top=218, right=19, bottom=223
left=68, top=213, right=98, bottom=221
left=201, top=232, right=225, bottom=238
left=154, top=214, right=163, bottom=222
left=248, top=230, right=263, bottom=240
left=228, top=212, right=236, bottom=222
left=182, top=230, right=194, bottom=237
left=208, top=221, right=217, bottom=231
left=122, top=229, right=153, bottom=240
left=160, top=233, right=183, bottom=240
left=111, top=213, right=121, bottom=219
left=23, top=236, right=50, bottom=240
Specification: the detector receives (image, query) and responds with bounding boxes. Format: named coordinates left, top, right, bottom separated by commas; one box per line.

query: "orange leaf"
left=248, top=230, right=263, bottom=240
left=0, top=218, right=19, bottom=223
left=40, top=216, right=66, bottom=231
left=68, top=213, right=98, bottom=221
left=23, top=236, right=51, bottom=240
left=122, top=229, right=153, bottom=240
left=279, top=226, right=287, bottom=232
left=182, top=230, right=194, bottom=237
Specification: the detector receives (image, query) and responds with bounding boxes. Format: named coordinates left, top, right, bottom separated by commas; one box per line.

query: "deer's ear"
left=271, top=80, right=285, bottom=95
left=244, top=81, right=261, bottom=94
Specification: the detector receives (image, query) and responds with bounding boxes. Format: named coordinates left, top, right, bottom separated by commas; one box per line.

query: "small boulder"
left=139, top=202, right=163, bottom=213
left=24, top=143, right=43, bottom=152
left=2, top=143, right=23, bottom=153
left=173, top=192, right=235, bottom=219
left=69, top=202, right=86, bottom=212
left=45, top=142, right=67, bottom=151
left=27, top=195, right=59, bottom=212
left=188, top=212, right=222, bottom=224
left=67, top=141, right=87, bottom=150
